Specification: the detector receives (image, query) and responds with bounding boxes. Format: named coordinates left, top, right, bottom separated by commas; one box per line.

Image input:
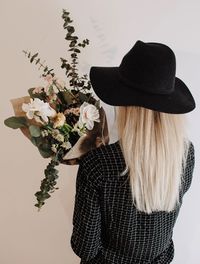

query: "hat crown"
left=89, top=39, right=195, bottom=114
left=119, top=40, right=176, bottom=95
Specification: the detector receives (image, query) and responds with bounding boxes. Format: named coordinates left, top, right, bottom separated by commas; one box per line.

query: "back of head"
left=115, top=105, right=190, bottom=214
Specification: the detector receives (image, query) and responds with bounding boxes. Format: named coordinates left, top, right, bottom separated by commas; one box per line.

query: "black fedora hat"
left=89, top=40, right=195, bottom=114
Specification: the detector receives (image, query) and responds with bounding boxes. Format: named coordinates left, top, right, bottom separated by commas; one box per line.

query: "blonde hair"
left=115, top=106, right=190, bottom=214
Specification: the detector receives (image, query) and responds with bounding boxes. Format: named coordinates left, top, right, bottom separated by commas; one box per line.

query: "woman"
left=70, top=40, right=196, bottom=263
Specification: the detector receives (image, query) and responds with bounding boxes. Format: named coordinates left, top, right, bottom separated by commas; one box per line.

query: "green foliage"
left=30, top=135, right=40, bottom=145
left=78, top=91, right=91, bottom=103
left=29, top=125, right=41, bottom=137
left=57, top=91, right=73, bottom=105
left=38, top=145, right=53, bottom=158
left=22, top=9, right=92, bottom=109
left=30, top=52, right=38, bottom=63
left=60, top=123, right=73, bottom=135
left=60, top=9, right=92, bottom=94
left=4, top=116, right=27, bottom=129
left=34, top=157, right=60, bottom=211
left=16, top=9, right=97, bottom=211
left=30, top=136, right=53, bottom=158
left=22, top=50, right=55, bottom=78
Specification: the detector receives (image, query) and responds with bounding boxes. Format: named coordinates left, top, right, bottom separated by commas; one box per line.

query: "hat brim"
left=89, top=66, right=195, bottom=114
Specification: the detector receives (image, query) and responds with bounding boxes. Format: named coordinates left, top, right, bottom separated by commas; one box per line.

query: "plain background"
left=0, top=0, right=199, bottom=263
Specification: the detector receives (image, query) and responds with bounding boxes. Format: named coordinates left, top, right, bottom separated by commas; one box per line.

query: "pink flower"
left=43, top=74, right=53, bottom=83
left=32, top=86, right=43, bottom=94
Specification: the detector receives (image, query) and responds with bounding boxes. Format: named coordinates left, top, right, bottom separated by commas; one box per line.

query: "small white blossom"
left=41, top=130, right=49, bottom=137
left=51, top=144, right=58, bottom=153
left=51, top=129, right=60, bottom=138
left=61, top=141, right=72, bottom=150
left=56, top=134, right=65, bottom=142
left=51, top=129, right=65, bottom=142
left=71, top=122, right=86, bottom=136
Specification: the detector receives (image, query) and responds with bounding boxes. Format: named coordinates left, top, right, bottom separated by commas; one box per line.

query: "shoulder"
left=78, top=140, right=121, bottom=184
left=186, top=140, right=195, bottom=164
left=80, top=140, right=121, bottom=164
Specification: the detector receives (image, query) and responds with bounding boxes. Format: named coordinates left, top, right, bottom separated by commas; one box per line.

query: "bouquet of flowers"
left=4, top=9, right=109, bottom=211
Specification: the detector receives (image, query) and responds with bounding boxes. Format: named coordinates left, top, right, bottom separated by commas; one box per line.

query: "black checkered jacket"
left=70, top=140, right=195, bottom=263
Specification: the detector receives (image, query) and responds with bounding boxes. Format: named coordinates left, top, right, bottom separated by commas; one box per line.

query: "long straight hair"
left=115, top=106, right=190, bottom=214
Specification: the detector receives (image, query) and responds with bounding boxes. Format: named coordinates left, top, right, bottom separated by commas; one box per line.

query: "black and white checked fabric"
left=70, top=140, right=195, bottom=264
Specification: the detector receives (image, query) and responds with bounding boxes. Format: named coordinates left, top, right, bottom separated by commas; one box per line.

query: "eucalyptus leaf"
left=30, top=136, right=43, bottom=147
left=42, top=193, right=51, bottom=199
left=30, top=137, right=37, bottom=146
left=4, top=116, right=27, bottom=129
left=28, top=87, right=35, bottom=96
left=38, top=148, right=53, bottom=158
left=74, top=48, right=80, bottom=53
left=35, top=58, right=40, bottom=64
left=31, top=137, right=53, bottom=158
left=29, top=125, right=41, bottom=137
left=67, top=26, right=75, bottom=33
left=58, top=91, right=73, bottom=105
left=78, top=91, right=89, bottom=103
left=30, top=53, right=38, bottom=63
left=37, top=141, right=53, bottom=158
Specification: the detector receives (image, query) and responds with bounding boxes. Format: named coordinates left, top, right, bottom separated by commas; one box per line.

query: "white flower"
left=78, top=102, right=100, bottom=130
left=34, top=115, right=44, bottom=124
left=22, top=98, right=57, bottom=123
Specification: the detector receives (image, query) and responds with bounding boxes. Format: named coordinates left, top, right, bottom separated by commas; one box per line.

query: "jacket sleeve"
left=183, top=141, right=195, bottom=194
left=70, top=151, right=103, bottom=262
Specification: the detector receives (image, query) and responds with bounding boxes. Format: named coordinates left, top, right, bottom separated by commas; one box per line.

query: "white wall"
left=0, top=0, right=199, bottom=263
